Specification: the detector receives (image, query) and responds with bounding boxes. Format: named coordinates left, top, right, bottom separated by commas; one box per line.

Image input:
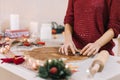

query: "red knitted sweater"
left=64, top=0, right=120, bottom=55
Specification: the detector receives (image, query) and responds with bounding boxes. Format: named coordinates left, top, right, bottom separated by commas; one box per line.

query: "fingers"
left=59, top=45, right=64, bottom=54
left=59, top=45, right=68, bottom=55
left=81, top=44, right=90, bottom=54
left=81, top=43, right=99, bottom=56
left=87, top=48, right=96, bottom=56
left=65, top=46, right=69, bottom=55
left=70, top=45, right=76, bottom=54
left=59, top=44, right=78, bottom=55
left=82, top=47, right=92, bottom=56
left=73, top=44, right=80, bottom=52
left=59, top=42, right=100, bottom=56
left=59, top=45, right=69, bottom=55
left=92, top=49, right=99, bottom=55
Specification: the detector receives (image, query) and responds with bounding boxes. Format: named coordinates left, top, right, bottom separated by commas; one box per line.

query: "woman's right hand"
left=59, top=40, right=79, bottom=55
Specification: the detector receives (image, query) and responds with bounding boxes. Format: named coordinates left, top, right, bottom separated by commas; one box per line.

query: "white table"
left=0, top=53, right=120, bottom=80
left=70, top=56, right=120, bottom=80
left=0, top=34, right=120, bottom=80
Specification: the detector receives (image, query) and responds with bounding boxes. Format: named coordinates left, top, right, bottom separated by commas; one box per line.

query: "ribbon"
left=0, top=55, right=25, bottom=65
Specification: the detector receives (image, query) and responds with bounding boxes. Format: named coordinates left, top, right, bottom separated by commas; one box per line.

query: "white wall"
left=0, top=0, right=119, bottom=56
left=0, top=0, right=68, bottom=30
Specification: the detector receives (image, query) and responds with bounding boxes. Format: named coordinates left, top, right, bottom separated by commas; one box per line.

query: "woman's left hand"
left=80, top=43, right=101, bottom=56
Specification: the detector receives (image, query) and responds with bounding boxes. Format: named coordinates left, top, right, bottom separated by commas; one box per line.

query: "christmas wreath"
left=38, top=59, right=72, bottom=80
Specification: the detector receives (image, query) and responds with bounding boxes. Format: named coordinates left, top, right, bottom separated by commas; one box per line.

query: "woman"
left=59, top=0, right=120, bottom=56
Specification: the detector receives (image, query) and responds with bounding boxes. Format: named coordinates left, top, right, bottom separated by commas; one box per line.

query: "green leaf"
left=38, top=66, right=48, bottom=78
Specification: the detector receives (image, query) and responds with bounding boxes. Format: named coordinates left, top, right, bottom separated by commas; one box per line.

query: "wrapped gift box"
left=5, top=30, right=30, bottom=38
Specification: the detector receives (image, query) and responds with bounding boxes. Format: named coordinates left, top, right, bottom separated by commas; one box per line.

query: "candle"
left=48, top=59, right=52, bottom=63
left=10, top=14, right=20, bottom=30
left=5, top=37, right=10, bottom=42
left=24, top=56, right=27, bottom=60
left=65, top=65, right=68, bottom=68
left=5, top=45, right=10, bottom=50
left=30, top=22, right=38, bottom=34
left=28, top=58, right=32, bottom=64
left=40, top=23, right=52, bottom=40
left=0, top=47, right=6, bottom=54
left=36, top=60, right=40, bottom=66
left=23, top=38, right=28, bottom=42
left=32, top=63, right=37, bottom=70
left=0, top=47, right=4, bottom=53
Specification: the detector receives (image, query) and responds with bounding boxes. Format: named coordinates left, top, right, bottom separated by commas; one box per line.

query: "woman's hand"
left=80, top=29, right=114, bottom=56
left=59, top=40, right=79, bottom=55
left=80, top=42, right=101, bottom=56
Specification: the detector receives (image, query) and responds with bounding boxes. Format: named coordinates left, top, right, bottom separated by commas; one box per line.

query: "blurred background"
left=0, top=0, right=120, bottom=55
left=0, top=0, right=68, bottom=30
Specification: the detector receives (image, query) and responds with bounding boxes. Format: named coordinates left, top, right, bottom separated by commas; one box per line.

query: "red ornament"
left=49, top=67, right=58, bottom=74
left=14, top=57, right=25, bottom=65
left=0, top=55, right=25, bottom=65
left=23, top=42, right=31, bottom=46
left=52, top=29, right=56, bottom=34
left=37, top=41, right=45, bottom=45
left=1, top=58, right=14, bottom=63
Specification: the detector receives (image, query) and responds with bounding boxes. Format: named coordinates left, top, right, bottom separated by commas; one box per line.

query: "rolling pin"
left=89, top=50, right=109, bottom=76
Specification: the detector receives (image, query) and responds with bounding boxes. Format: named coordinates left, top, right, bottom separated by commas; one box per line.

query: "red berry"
left=49, top=67, right=58, bottom=74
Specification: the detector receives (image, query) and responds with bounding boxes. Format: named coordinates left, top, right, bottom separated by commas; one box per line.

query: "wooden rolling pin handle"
left=90, top=63, right=100, bottom=76
left=91, top=60, right=104, bottom=72
left=90, top=50, right=109, bottom=72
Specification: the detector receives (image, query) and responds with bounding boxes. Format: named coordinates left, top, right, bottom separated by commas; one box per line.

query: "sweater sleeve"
left=107, top=0, right=120, bottom=38
left=64, top=0, right=74, bottom=26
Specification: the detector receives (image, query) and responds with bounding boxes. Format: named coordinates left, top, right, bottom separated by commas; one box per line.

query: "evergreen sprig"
left=38, top=59, right=72, bottom=80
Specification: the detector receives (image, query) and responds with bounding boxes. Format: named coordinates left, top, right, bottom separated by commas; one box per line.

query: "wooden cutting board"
left=24, top=47, right=88, bottom=62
